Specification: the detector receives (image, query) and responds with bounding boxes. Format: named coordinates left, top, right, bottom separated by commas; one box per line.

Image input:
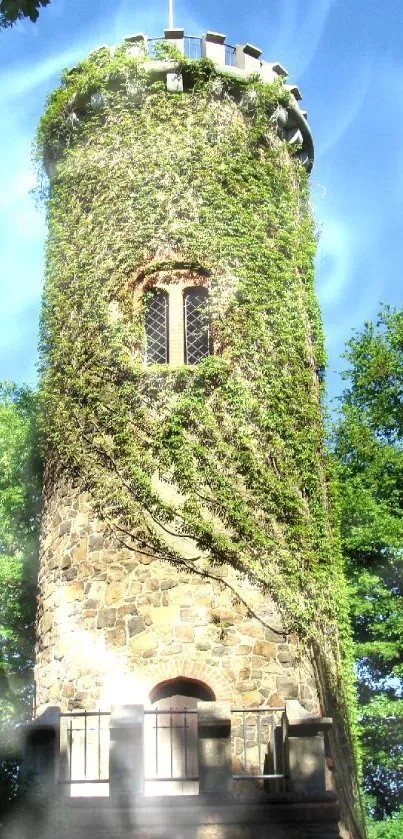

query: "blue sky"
left=0, top=0, right=402, bottom=401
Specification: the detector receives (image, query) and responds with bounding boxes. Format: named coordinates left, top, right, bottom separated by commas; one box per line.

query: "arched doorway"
left=144, top=677, right=215, bottom=796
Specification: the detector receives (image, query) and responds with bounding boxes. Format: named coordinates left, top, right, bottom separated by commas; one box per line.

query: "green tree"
left=0, top=383, right=41, bottom=809
left=0, top=0, right=50, bottom=28
left=334, top=307, right=403, bottom=823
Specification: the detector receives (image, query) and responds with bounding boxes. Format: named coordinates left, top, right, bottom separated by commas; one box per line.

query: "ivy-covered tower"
left=32, top=28, right=363, bottom=839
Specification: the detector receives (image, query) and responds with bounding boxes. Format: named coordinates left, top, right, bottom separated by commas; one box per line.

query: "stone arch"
left=141, top=658, right=235, bottom=704
left=149, top=676, right=215, bottom=704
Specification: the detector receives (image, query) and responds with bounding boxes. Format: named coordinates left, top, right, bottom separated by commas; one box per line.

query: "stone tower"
left=29, top=28, right=363, bottom=839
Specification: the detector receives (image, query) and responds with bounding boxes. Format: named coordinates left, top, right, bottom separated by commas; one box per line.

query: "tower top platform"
left=77, top=28, right=314, bottom=171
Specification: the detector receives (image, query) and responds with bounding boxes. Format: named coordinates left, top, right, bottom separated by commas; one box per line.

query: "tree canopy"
left=0, top=383, right=41, bottom=809
left=334, top=307, right=403, bottom=824
left=0, top=0, right=50, bottom=28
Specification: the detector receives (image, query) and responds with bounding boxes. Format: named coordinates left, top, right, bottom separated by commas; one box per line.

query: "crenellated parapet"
left=44, top=28, right=313, bottom=177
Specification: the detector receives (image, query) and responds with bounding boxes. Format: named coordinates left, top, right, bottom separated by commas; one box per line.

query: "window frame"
left=183, top=286, right=211, bottom=366
left=144, top=287, right=169, bottom=365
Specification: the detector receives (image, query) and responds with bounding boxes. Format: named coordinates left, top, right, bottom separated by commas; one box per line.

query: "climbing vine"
left=37, top=42, right=363, bottom=834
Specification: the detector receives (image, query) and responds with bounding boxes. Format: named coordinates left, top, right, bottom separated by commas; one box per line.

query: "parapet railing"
left=146, top=36, right=236, bottom=66
left=57, top=706, right=286, bottom=792
left=23, top=700, right=332, bottom=798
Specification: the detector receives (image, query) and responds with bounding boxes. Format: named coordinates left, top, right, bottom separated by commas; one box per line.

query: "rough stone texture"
left=34, top=477, right=321, bottom=718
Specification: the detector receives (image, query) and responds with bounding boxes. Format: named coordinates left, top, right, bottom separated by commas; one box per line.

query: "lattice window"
left=144, top=289, right=169, bottom=364
left=184, top=288, right=210, bottom=365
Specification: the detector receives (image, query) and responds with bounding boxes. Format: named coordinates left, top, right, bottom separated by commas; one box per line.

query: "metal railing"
left=225, top=44, right=236, bottom=66
left=147, top=37, right=202, bottom=61
left=184, top=36, right=202, bottom=60
left=59, top=710, right=110, bottom=787
left=57, top=705, right=286, bottom=792
left=231, top=707, right=286, bottom=781
left=144, top=708, right=199, bottom=793
left=146, top=37, right=236, bottom=65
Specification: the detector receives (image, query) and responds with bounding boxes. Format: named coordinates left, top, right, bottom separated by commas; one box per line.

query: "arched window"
left=183, top=287, right=210, bottom=365
left=144, top=289, right=169, bottom=364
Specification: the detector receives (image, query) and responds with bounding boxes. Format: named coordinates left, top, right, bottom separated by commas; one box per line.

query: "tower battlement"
left=43, top=28, right=313, bottom=177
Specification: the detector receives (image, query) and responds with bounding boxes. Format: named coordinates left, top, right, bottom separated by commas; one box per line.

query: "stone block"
left=127, top=616, right=146, bottom=638
left=129, top=631, right=159, bottom=652
left=88, top=533, right=104, bottom=552
left=127, top=615, right=146, bottom=638
left=276, top=677, right=298, bottom=698
left=107, top=564, right=126, bottom=581
left=76, top=560, right=93, bottom=579
left=175, top=624, right=194, bottom=642
left=161, top=643, right=182, bottom=655
left=160, top=579, right=177, bottom=590
left=235, top=645, right=252, bottom=655
left=97, top=607, right=116, bottom=629
left=254, top=640, right=276, bottom=658
left=106, top=626, right=126, bottom=647
left=72, top=537, right=87, bottom=563
left=148, top=605, right=180, bottom=625
left=86, top=580, right=106, bottom=600
left=240, top=690, right=262, bottom=706
left=59, top=519, right=72, bottom=536
left=65, top=581, right=84, bottom=602
left=105, top=581, right=125, bottom=605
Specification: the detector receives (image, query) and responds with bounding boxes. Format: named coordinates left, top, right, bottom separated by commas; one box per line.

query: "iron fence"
left=59, top=710, right=110, bottom=790
left=225, top=44, right=236, bottom=66
left=144, top=708, right=199, bottom=795
left=57, top=705, right=286, bottom=794
left=184, top=36, right=202, bottom=60
left=146, top=37, right=236, bottom=65
left=231, top=707, right=286, bottom=781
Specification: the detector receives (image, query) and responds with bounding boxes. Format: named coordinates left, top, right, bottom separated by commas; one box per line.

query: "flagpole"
left=168, top=0, right=174, bottom=29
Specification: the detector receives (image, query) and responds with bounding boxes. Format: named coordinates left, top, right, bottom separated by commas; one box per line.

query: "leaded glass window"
left=184, top=287, right=210, bottom=365
left=144, top=289, right=169, bottom=364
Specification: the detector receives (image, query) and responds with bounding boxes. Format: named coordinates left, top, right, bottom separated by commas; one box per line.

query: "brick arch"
left=140, top=657, right=235, bottom=705
left=149, top=676, right=215, bottom=704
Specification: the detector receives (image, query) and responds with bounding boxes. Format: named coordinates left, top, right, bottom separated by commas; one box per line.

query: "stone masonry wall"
left=34, top=475, right=321, bottom=717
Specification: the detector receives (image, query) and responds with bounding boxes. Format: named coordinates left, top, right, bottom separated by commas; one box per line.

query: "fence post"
left=109, top=704, right=144, bottom=802
left=284, top=699, right=332, bottom=793
left=197, top=701, right=232, bottom=796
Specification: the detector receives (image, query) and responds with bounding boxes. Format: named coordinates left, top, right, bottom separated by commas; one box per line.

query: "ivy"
left=36, top=42, right=363, bottom=835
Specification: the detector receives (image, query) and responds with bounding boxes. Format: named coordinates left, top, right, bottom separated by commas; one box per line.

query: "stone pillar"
left=234, top=43, right=262, bottom=73
left=285, top=699, right=332, bottom=793
left=109, top=704, right=144, bottom=802
left=164, top=28, right=185, bottom=55
left=260, top=61, right=288, bottom=84
left=202, top=32, right=226, bottom=66
left=124, top=33, right=148, bottom=58
left=23, top=706, right=61, bottom=794
left=197, top=701, right=232, bottom=796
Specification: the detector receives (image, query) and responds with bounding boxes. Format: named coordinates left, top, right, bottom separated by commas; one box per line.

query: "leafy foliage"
left=0, top=383, right=41, bottom=809
left=334, top=307, right=403, bottom=821
left=36, top=44, right=362, bottom=835
left=0, top=0, right=50, bottom=28
left=367, top=806, right=403, bottom=839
